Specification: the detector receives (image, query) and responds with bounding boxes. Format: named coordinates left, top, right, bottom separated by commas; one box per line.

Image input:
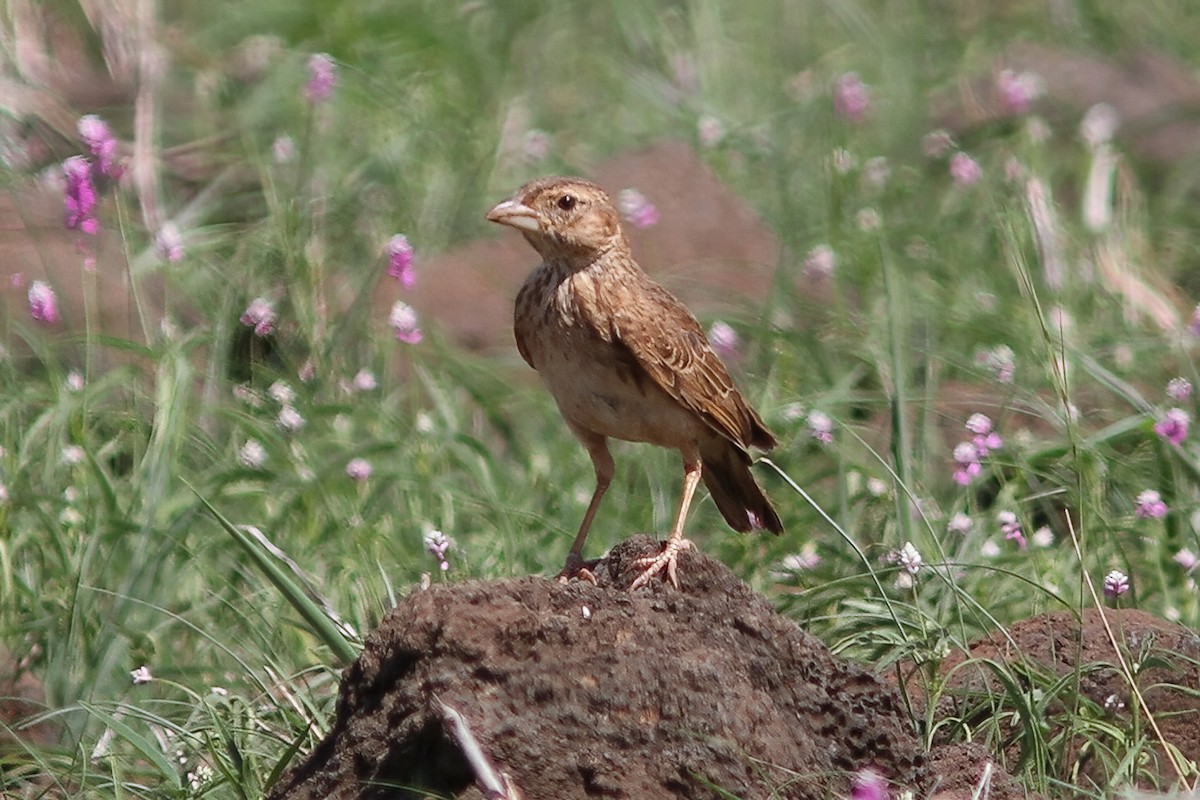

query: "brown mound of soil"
left=920, top=608, right=1200, bottom=790
left=269, top=537, right=1034, bottom=800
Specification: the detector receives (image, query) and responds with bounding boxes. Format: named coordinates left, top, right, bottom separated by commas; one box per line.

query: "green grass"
left=4, top=0, right=1200, bottom=796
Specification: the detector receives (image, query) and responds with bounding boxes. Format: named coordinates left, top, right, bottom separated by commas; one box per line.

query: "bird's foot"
left=555, top=554, right=598, bottom=585
left=629, top=537, right=693, bottom=591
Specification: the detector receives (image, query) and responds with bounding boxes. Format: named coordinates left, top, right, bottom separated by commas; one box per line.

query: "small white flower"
left=62, top=445, right=85, bottom=466
left=130, top=665, right=153, bottom=685
left=65, top=371, right=85, bottom=392
left=352, top=369, right=377, bottom=392
left=239, top=439, right=267, bottom=469
left=277, top=405, right=305, bottom=431
left=897, top=541, right=922, bottom=574
left=1032, top=526, right=1054, bottom=547
left=268, top=381, right=295, bottom=405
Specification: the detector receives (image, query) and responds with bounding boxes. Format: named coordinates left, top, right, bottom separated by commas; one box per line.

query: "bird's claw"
left=629, top=538, right=693, bottom=591
left=556, top=554, right=598, bottom=585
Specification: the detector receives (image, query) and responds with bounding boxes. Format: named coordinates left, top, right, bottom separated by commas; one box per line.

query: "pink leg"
left=630, top=450, right=700, bottom=590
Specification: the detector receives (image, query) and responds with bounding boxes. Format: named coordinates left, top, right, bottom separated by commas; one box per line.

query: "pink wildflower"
left=389, top=300, right=423, bottom=344
left=424, top=529, right=452, bottom=571
left=1174, top=549, right=1197, bottom=572
left=996, top=69, right=1043, bottom=115
left=807, top=411, right=834, bottom=444
left=850, top=768, right=889, bottom=800
left=345, top=458, right=373, bottom=482
left=1103, top=570, right=1129, bottom=598
left=947, top=512, right=973, bottom=534
left=998, top=510, right=1026, bottom=549
left=1167, top=378, right=1193, bottom=401
left=272, top=135, right=295, bottom=163
left=77, top=114, right=120, bottom=178
left=950, top=152, right=982, bottom=186
left=1154, top=408, right=1190, bottom=446
left=804, top=244, right=836, bottom=280
left=387, top=234, right=415, bottom=288
left=155, top=223, right=184, bottom=262
left=965, top=413, right=1002, bottom=455
left=62, top=156, right=99, bottom=234
left=28, top=280, right=60, bottom=324
left=832, top=73, right=871, bottom=123
left=952, top=441, right=981, bottom=485
left=617, top=189, right=658, bottom=229
left=304, top=53, right=337, bottom=103
left=352, top=369, right=377, bottom=392
left=1134, top=490, right=1168, bottom=519
left=240, top=297, right=276, bottom=337
left=708, top=321, right=739, bottom=361
left=977, top=345, right=1015, bottom=383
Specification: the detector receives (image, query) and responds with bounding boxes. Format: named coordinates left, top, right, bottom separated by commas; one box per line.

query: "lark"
left=487, top=176, right=782, bottom=590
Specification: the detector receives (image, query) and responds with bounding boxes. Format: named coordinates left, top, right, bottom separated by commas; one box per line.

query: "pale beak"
left=486, top=199, right=542, bottom=232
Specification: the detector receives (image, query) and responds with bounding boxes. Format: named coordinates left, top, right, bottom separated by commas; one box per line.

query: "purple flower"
left=998, top=510, right=1026, bottom=549
left=850, top=768, right=888, bottom=800
left=965, top=413, right=1002, bottom=455
left=63, top=156, right=99, bottom=234
left=386, top=234, right=415, bottom=288
left=28, top=280, right=59, bottom=324
left=1103, top=570, right=1129, bottom=598
left=1167, top=377, right=1193, bottom=401
left=304, top=53, right=337, bottom=104
left=240, top=297, right=276, bottom=337
left=345, top=458, right=372, bottom=482
left=1134, top=490, right=1168, bottom=519
left=389, top=300, right=423, bottom=344
left=950, top=152, right=982, bottom=186
left=1154, top=408, right=1190, bottom=446
left=996, top=69, right=1043, bottom=115
left=617, top=189, right=658, bottom=229
left=832, top=73, right=871, bottom=123
left=77, top=114, right=120, bottom=178
left=804, top=244, right=836, bottom=280
left=155, top=223, right=184, bottom=262
left=952, top=441, right=981, bottom=486
left=708, top=321, right=739, bottom=361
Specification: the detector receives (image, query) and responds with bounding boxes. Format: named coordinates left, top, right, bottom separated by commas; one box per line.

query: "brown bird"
left=487, top=176, right=782, bottom=590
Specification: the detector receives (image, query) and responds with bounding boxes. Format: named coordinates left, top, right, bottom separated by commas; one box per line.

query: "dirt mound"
left=268, top=537, right=1032, bottom=800
left=923, top=608, right=1200, bottom=790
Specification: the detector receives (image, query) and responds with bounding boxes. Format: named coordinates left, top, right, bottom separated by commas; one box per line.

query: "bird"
left=486, top=176, right=782, bottom=590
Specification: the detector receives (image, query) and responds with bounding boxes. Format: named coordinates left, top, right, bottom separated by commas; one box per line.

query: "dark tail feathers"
left=701, top=438, right=783, bottom=534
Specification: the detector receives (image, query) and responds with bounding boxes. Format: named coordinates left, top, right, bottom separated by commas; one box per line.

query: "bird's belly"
left=536, top=340, right=701, bottom=448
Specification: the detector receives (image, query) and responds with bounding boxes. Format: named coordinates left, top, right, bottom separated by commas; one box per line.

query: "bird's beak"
left=486, top=199, right=542, bottom=233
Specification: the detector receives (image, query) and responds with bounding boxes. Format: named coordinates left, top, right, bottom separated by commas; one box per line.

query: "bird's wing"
left=608, top=279, right=756, bottom=448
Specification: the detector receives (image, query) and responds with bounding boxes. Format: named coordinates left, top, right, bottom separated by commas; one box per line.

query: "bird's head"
left=486, top=177, right=624, bottom=263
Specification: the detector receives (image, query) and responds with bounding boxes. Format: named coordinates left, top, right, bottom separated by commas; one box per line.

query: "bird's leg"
left=557, top=432, right=613, bottom=584
left=630, top=452, right=700, bottom=591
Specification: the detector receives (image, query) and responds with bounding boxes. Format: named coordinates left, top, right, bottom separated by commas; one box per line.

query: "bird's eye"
left=557, top=195, right=577, bottom=211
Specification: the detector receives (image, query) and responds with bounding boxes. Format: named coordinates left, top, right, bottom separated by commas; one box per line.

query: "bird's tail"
left=700, top=437, right=783, bottom=534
